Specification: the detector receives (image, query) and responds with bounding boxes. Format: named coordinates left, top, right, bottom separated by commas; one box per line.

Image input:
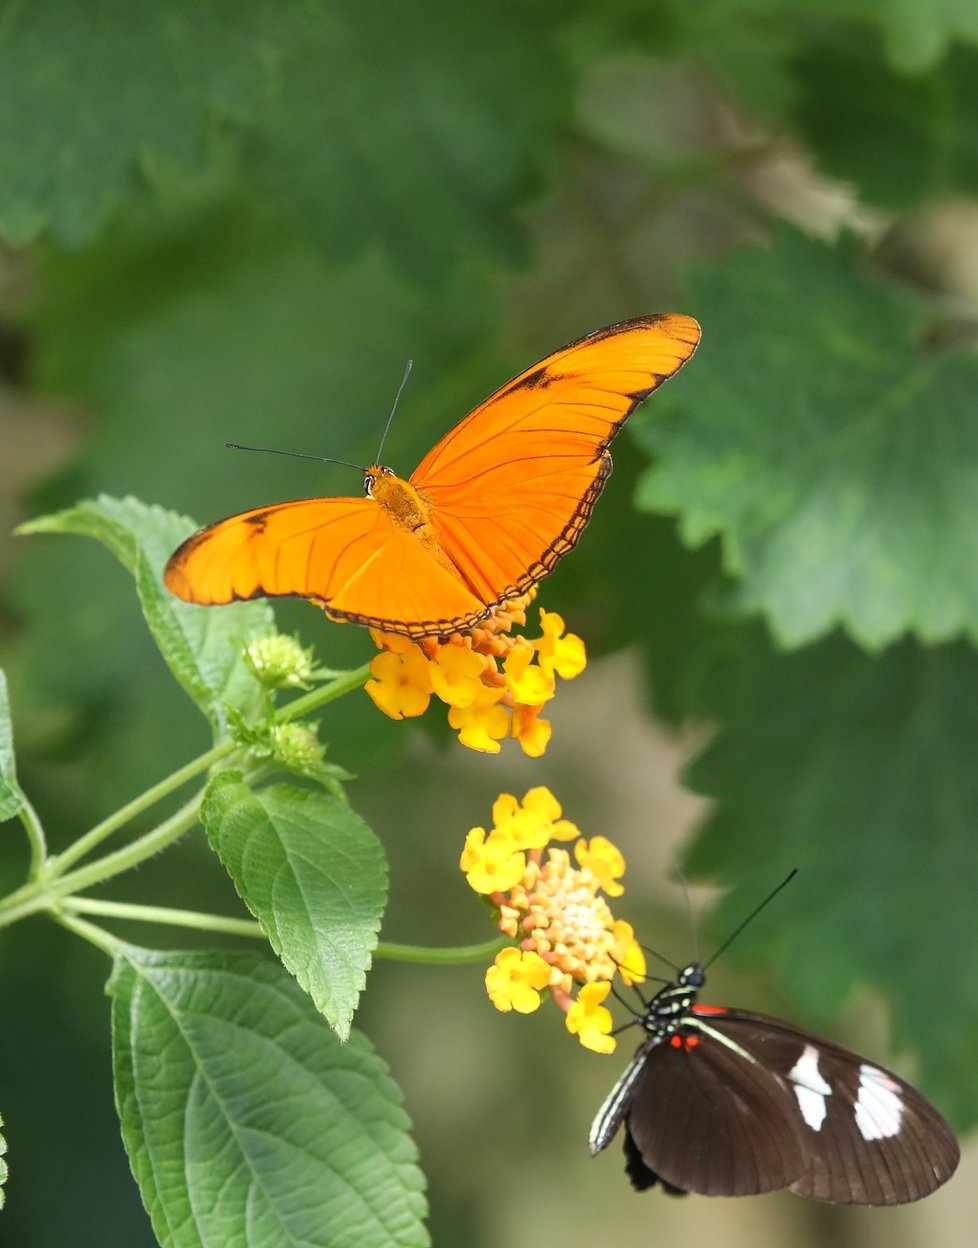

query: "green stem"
left=52, top=910, right=127, bottom=957
left=19, top=792, right=48, bottom=874
left=276, top=662, right=372, bottom=722
left=43, top=664, right=368, bottom=877
left=375, top=936, right=509, bottom=964
left=62, top=896, right=263, bottom=938
left=52, top=793, right=205, bottom=897
left=0, top=793, right=204, bottom=929
left=0, top=664, right=371, bottom=931
left=47, top=738, right=234, bottom=877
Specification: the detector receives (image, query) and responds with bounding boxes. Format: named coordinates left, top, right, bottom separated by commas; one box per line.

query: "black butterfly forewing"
left=708, top=1009, right=960, bottom=1204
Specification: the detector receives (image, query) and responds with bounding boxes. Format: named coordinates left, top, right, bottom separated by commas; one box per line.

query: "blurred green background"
left=1, top=1, right=977, bottom=1244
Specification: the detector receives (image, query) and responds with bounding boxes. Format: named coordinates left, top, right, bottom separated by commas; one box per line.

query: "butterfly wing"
left=713, top=1010, right=960, bottom=1205
left=620, top=1029, right=810, bottom=1197
left=164, top=495, right=488, bottom=633
left=166, top=314, right=699, bottom=635
left=411, top=314, right=700, bottom=607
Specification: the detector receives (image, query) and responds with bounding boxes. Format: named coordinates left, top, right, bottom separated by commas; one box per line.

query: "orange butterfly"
left=164, top=315, right=701, bottom=639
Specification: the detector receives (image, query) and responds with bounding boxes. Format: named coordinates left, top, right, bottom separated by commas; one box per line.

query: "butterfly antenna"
left=375, top=359, right=414, bottom=466
left=675, top=864, right=700, bottom=964
left=225, top=443, right=364, bottom=473
left=701, top=869, right=798, bottom=971
left=633, top=941, right=682, bottom=979
left=607, top=979, right=645, bottom=1018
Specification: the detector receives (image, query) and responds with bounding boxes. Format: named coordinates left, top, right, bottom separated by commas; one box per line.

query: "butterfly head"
left=643, top=964, right=705, bottom=1035
left=363, top=464, right=396, bottom=497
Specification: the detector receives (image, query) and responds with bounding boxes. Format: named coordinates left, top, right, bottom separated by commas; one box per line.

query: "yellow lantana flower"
left=364, top=647, right=432, bottom=719
left=448, top=687, right=510, bottom=752
left=503, top=643, right=556, bottom=706
left=565, top=982, right=616, bottom=1054
left=460, top=827, right=526, bottom=895
left=464, top=787, right=641, bottom=1053
left=428, top=643, right=487, bottom=709
left=534, top=610, right=586, bottom=680
left=364, top=591, right=586, bottom=756
left=485, top=948, right=552, bottom=1014
left=510, top=703, right=552, bottom=758
left=575, top=836, right=626, bottom=898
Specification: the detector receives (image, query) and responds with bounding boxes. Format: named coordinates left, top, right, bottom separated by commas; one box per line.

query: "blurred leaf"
left=793, top=27, right=978, bottom=207
left=0, top=670, right=25, bottom=822
left=110, top=948, right=428, bottom=1248
left=18, top=496, right=272, bottom=731
left=0, top=0, right=303, bottom=246
left=0, top=0, right=566, bottom=277
left=634, top=228, right=978, bottom=650
left=201, top=775, right=387, bottom=1039
left=683, top=626, right=978, bottom=1124
left=560, top=0, right=800, bottom=119
left=876, top=0, right=978, bottom=73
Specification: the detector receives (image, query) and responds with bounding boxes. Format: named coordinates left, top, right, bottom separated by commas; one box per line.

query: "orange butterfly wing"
left=411, top=314, right=701, bottom=606
left=164, top=495, right=488, bottom=631
left=164, top=314, right=700, bottom=637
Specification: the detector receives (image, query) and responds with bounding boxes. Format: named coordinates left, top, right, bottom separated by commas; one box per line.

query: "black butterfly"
left=589, top=883, right=959, bottom=1204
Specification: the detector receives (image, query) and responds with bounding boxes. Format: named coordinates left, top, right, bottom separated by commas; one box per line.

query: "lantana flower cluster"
left=364, top=592, right=585, bottom=757
left=461, top=786, right=646, bottom=1053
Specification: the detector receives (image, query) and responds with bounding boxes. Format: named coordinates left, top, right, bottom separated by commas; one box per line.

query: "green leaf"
left=635, top=228, right=978, bottom=650
left=683, top=626, right=978, bottom=1125
left=0, top=0, right=308, bottom=247
left=18, top=495, right=273, bottom=729
left=877, top=0, right=978, bottom=73
left=201, top=775, right=387, bottom=1038
left=793, top=26, right=978, bottom=208
left=0, top=0, right=566, bottom=275
left=110, top=949, right=428, bottom=1248
left=0, top=670, right=25, bottom=823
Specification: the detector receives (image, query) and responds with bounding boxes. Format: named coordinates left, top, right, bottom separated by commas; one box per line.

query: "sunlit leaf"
left=201, top=775, right=387, bottom=1038
left=0, top=671, right=25, bottom=823
left=635, top=228, right=978, bottom=649
left=110, top=949, right=428, bottom=1247
left=18, top=496, right=273, bottom=729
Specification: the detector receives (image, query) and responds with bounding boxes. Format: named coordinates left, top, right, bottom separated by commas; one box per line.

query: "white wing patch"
left=854, top=1064, right=905, bottom=1141
left=788, top=1044, right=832, bottom=1131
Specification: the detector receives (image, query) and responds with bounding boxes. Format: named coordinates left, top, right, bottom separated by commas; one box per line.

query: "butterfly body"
left=164, top=314, right=701, bottom=638
left=590, top=964, right=959, bottom=1205
left=365, top=467, right=453, bottom=566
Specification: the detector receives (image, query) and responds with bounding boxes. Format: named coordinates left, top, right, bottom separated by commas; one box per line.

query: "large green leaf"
left=635, top=228, right=978, bottom=650
left=110, top=949, right=427, bottom=1248
left=0, top=0, right=565, bottom=275
left=18, top=496, right=272, bottom=730
left=683, top=626, right=978, bottom=1125
left=201, top=775, right=387, bottom=1039
left=875, top=0, right=978, bottom=73
left=0, top=0, right=300, bottom=246
left=0, top=670, right=24, bottom=823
